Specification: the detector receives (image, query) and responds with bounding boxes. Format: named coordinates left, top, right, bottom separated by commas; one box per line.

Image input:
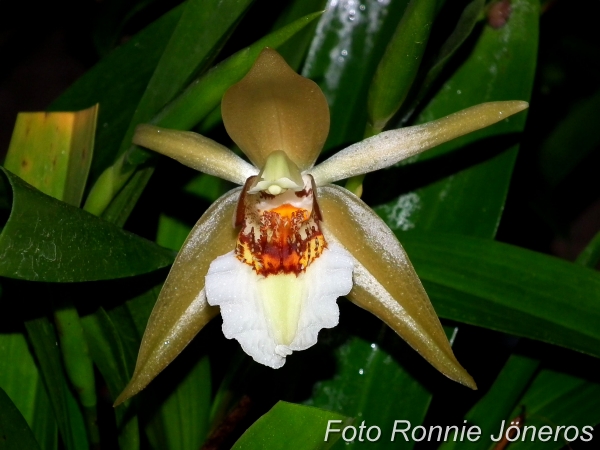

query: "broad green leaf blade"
left=400, top=231, right=600, bottom=357
left=232, top=401, right=350, bottom=450
left=0, top=167, right=173, bottom=282
left=0, top=334, right=57, bottom=450
left=378, top=0, right=538, bottom=239
left=4, top=106, right=97, bottom=207
left=0, top=386, right=42, bottom=450
left=303, top=0, right=411, bottom=150
left=508, top=369, right=600, bottom=450
left=50, top=5, right=184, bottom=185
left=367, top=0, right=437, bottom=133
left=24, top=318, right=88, bottom=450
left=440, top=353, right=539, bottom=450
left=309, top=335, right=434, bottom=450
left=145, top=356, right=211, bottom=450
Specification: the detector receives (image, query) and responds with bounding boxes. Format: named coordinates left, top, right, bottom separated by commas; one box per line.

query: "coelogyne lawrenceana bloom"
left=115, top=48, right=528, bottom=405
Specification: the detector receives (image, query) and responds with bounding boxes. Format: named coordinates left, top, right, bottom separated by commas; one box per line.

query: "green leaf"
left=4, top=102, right=101, bottom=447
left=145, top=356, right=211, bottom=450
left=378, top=0, right=539, bottom=239
left=92, top=9, right=324, bottom=225
left=0, top=334, right=57, bottom=450
left=232, top=401, right=350, bottom=450
left=0, top=386, right=42, bottom=450
left=367, top=0, right=437, bottom=133
left=0, top=167, right=174, bottom=282
left=154, top=11, right=324, bottom=131
left=303, top=0, right=411, bottom=150
left=24, top=318, right=88, bottom=450
left=270, top=0, right=327, bottom=71
left=308, top=335, right=435, bottom=450
left=440, top=353, right=540, bottom=450
left=4, top=107, right=98, bottom=207
left=508, top=369, right=600, bottom=450
left=50, top=5, right=184, bottom=185
left=400, top=231, right=600, bottom=357
left=28, top=382, right=58, bottom=450
left=403, top=0, right=485, bottom=121
left=84, top=0, right=256, bottom=217
left=80, top=308, right=140, bottom=450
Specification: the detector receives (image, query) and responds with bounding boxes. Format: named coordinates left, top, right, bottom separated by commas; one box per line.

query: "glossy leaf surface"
left=303, top=0, right=411, bottom=150
left=401, top=231, right=600, bottom=357
left=378, top=0, right=538, bottom=239
left=0, top=167, right=173, bottom=282
left=231, top=401, right=350, bottom=450
left=367, top=0, right=436, bottom=132
left=309, top=335, right=435, bottom=450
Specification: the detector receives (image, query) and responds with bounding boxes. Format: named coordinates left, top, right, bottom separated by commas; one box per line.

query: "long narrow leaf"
left=24, top=318, right=88, bottom=450
left=400, top=231, right=600, bottom=357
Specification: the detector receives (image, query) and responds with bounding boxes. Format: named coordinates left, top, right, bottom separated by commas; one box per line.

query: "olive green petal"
left=310, top=101, right=528, bottom=186
left=319, top=185, right=476, bottom=389
left=133, top=124, right=258, bottom=185
left=221, top=48, right=330, bottom=171
left=114, top=188, right=241, bottom=406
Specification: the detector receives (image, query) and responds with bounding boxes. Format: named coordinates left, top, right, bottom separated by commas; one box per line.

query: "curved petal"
left=318, top=185, right=476, bottom=389
left=115, top=188, right=241, bottom=405
left=310, top=101, right=528, bottom=186
left=133, top=124, right=258, bottom=185
left=221, top=48, right=330, bottom=171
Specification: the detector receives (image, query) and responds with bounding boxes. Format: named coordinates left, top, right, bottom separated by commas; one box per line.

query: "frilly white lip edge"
left=205, top=242, right=354, bottom=368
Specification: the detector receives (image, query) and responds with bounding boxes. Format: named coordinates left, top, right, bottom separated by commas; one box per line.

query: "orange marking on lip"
left=235, top=195, right=326, bottom=276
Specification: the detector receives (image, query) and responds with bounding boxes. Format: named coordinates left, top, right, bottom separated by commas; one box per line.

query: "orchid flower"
left=115, top=48, right=528, bottom=405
